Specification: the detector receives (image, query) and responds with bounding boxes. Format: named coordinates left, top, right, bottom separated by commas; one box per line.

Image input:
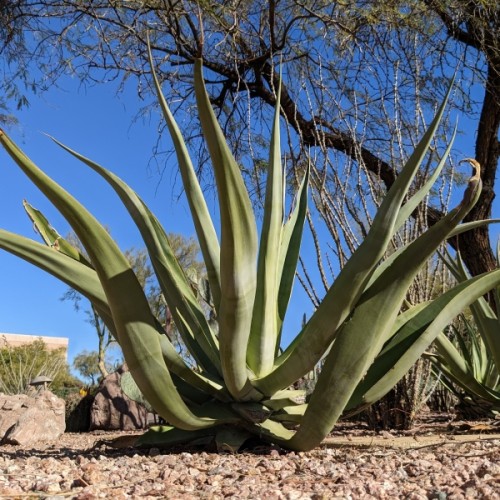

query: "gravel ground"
left=0, top=427, right=499, bottom=499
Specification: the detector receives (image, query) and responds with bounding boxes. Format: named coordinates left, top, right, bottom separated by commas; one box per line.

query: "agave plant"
left=427, top=250, right=500, bottom=417
left=1, top=53, right=500, bottom=451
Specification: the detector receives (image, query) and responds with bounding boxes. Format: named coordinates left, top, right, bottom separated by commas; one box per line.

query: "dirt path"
left=323, top=432, right=500, bottom=450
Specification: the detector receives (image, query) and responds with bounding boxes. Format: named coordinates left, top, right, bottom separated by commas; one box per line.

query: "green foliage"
left=427, top=252, right=500, bottom=415
left=0, top=54, right=499, bottom=450
left=58, top=229, right=203, bottom=376
left=52, top=229, right=201, bottom=380
left=0, top=338, right=76, bottom=395
left=121, top=371, right=154, bottom=412
left=72, top=350, right=113, bottom=386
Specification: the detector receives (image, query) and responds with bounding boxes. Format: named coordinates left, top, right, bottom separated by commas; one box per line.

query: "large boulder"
left=90, top=365, right=152, bottom=431
left=0, top=390, right=66, bottom=445
left=66, top=393, right=95, bottom=432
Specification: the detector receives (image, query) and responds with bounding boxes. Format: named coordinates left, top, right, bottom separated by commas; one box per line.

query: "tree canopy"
left=1, top=1, right=499, bottom=285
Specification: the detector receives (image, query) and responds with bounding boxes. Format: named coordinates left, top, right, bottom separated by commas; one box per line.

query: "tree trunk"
left=457, top=64, right=500, bottom=277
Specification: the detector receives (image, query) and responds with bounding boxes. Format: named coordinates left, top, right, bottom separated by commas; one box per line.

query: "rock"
left=0, top=390, right=66, bottom=445
left=0, top=394, right=28, bottom=438
left=66, top=394, right=95, bottom=432
left=90, top=365, right=152, bottom=431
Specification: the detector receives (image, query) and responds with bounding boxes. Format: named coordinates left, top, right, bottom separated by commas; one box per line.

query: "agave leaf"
left=454, top=318, right=488, bottom=382
left=382, top=301, right=432, bottom=346
left=0, top=228, right=118, bottom=341
left=276, top=167, right=309, bottom=341
left=0, top=236, right=222, bottom=402
left=152, top=335, right=228, bottom=402
left=18, top=202, right=120, bottom=335
left=230, top=402, right=272, bottom=423
left=0, top=229, right=107, bottom=311
left=121, top=367, right=214, bottom=410
left=49, top=138, right=222, bottom=378
left=255, top=85, right=455, bottom=396
left=247, top=79, right=284, bottom=376
left=361, top=124, right=453, bottom=289
left=23, top=200, right=93, bottom=266
left=468, top=323, right=491, bottom=382
left=147, top=42, right=221, bottom=312
left=169, top=373, right=213, bottom=406
left=367, top=218, right=500, bottom=292
left=484, top=364, right=500, bottom=391
left=393, top=125, right=456, bottom=232
left=7, top=122, right=227, bottom=406
left=136, top=426, right=215, bottom=448
left=215, top=427, right=253, bottom=453
left=432, top=333, right=500, bottom=402
left=266, top=388, right=306, bottom=402
left=347, top=268, right=500, bottom=412
left=447, top=219, right=500, bottom=238
left=443, top=250, right=500, bottom=370
left=453, top=321, right=477, bottom=378
left=120, top=371, right=155, bottom=412
left=272, top=404, right=308, bottom=424
left=170, top=314, right=221, bottom=385
left=262, top=389, right=307, bottom=411
left=138, top=411, right=297, bottom=449
left=287, top=166, right=481, bottom=451
left=0, top=129, right=217, bottom=430
left=251, top=419, right=295, bottom=444
left=194, top=59, right=258, bottom=399
left=433, top=334, right=470, bottom=379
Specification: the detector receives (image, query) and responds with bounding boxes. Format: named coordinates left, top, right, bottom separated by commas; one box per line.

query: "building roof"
left=0, top=333, right=68, bottom=352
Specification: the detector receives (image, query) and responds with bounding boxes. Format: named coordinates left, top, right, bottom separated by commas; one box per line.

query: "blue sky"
left=0, top=74, right=314, bottom=366
left=0, top=76, right=209, bottom=362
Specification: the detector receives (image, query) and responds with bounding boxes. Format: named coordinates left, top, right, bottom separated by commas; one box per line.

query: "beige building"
left=0, top=333, right=68, bottom=359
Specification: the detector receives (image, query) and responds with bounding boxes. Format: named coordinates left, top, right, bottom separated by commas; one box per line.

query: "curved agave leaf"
left=288, top=166, right=481, bottom=451
left=0, top=228, right=112, bottom=322
left=247, top=79, right=284, bottom=376
left=120, top=371, right=155, bottom=411
left=447, top=219, right=500, bottom=239
left=276, top=167, right=309, bottom=344
left=156, top=335, right=228, bottom=400
left=366, top=218, right=500, bottom=292
left=194, top=59, right=258, bottom=399
left=261, top=389, right=307, bottom=410
left=441, top=250, right=500, bottom=370
left=21, top=201, right=119, bottom=333
left=23, top=200, right=93, bottom=266
left=147, top=43, right=222, bottom=312
left=255, top=84, right=455, bottom=396
left=272, top=404, right=308, bottom=424
left=0, top=226, right=224, bottom=402
left=432, top=333, right=500, bottom=403
left=346, top=268, right=500, bottom=412
left=250, top=419, right=295, bottom=445
left=49, top=138, right=222, bottom=378
left=136, top=426, right=215, bottom=449
left=393, top=125, right=456, bottom=232
left=0, top=129, right=218, bottom=430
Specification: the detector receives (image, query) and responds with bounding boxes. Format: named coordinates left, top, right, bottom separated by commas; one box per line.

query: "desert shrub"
left=0, top=337, right=76, bottom=394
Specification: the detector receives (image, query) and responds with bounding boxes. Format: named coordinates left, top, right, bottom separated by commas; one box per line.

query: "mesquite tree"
left=0, top=1, right=499, bottom=280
